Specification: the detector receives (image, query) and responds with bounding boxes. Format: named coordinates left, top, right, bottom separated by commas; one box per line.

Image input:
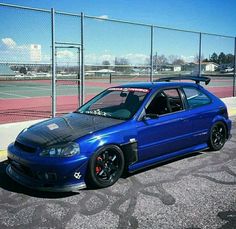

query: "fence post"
left=233, top=37, right=236, bottom=97
left=78, top=47, right=81, bottom=104
left=198, top=32, right=202, bottom=77
left=149, top=25, right=154, bottom=82
left=51, top=8, right=56, bottom=117
left=80, top=12, right=85, bottom=106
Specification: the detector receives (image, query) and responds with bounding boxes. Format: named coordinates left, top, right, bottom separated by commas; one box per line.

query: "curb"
left=0, top=150, right=7, bottom=162
left=228, top=108, right=236, bottom=117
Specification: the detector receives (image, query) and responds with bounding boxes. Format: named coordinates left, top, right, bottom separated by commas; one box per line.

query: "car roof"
left=116, top=81, right=200, bottom=90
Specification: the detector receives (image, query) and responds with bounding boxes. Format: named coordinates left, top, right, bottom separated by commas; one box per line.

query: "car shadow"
left=0, top=160, right=78, bottom=199
left=86, top=151, right=203, bottom=190
left=0, top=151, right=203, bottom=194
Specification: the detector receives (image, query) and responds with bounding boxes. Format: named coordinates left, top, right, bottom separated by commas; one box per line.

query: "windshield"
left=77, top=87, right=149, bottom=120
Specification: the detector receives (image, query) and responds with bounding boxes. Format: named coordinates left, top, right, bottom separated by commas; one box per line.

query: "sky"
left=0, top=0, right=235, bottom=65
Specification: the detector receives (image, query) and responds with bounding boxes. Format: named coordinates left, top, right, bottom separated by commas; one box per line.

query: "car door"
left=136, top=88, right=195, bottom=162
left=182, top=86, right=213, bottom=145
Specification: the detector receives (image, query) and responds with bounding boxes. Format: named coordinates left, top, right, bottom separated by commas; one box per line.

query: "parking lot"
left=0, top=117, right=235, bottom=228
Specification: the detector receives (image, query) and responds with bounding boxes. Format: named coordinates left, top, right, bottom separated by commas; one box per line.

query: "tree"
left=202, top=58, right=209, bottom=62
left=172, top=58, right=185, bottom=65
left=115, top=57, right=129, bottom=65
left=168, top=55, right=178, bottom=64
left=153, top=54, right=168, bottom=70
left=225, top=54, right=234, bottom=64
left=102, top=60, right=110, bottom=66
left=210, top=52, right=218, bottom=63
left=19, top=67, right=27, bottom=75
left=218, top=52, right=226, bottom=64
left=114, top=57, right=130, bottom=72
left=102, top=60, right=110, bottom=69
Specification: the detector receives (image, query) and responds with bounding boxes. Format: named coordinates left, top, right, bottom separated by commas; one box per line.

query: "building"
left=173, top=65, right=181, bottom=72
left=201, top=62, right=219, bottom=72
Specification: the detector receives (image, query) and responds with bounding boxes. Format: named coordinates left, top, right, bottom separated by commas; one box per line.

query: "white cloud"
left=85, top=53, right=115, bottom=64
left=0, top=37, right=42, bottom=62
left=100, top=54, right=115, bottom=62
left=2, top=38, right=16, bottom=48
left=125, top=53, right=149, bottom=65
left=85, top=52, right=149, bottom=65
left=97, top=15, right=109, bottom=20
left=56, top=50, right=75, bottom=59
left=180, top=55, right=194, bottom=62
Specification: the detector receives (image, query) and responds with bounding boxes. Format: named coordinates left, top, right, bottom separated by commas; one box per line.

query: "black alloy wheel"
left=209, top=121, right=227, bottom=151
left=87, top=145, right=124, bottom=188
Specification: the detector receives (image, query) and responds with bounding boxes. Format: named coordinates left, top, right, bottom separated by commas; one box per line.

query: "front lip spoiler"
left=6, top=164, right=86, bottom=192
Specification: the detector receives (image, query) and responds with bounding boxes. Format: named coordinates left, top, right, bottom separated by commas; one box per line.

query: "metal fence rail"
left=0, top=2, right=235, bottom=124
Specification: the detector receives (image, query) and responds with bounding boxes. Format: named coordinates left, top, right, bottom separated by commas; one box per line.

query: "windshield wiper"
left=73, top=110, right=83, bottom=114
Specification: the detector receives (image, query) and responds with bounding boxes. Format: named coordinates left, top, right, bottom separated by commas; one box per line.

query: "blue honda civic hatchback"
left=7, top=76, right=231, bottom=191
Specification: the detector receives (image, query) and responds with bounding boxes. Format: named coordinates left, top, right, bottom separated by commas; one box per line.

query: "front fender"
left=78, top=121, right=137, bottom=158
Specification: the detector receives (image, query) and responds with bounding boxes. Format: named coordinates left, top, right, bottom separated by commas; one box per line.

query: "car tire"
left=87, top=145, right=124, bottom=188
left=208, top=121, right=227, bottom=151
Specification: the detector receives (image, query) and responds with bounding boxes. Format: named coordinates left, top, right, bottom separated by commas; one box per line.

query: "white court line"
left=16, top=86, right=52, bottom=91
left=3, top=85, right=52, bottom=91
left=0, top=91, right=30, bottom=98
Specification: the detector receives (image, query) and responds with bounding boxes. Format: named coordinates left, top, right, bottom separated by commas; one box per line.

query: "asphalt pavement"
left=0, top=117, right=235, bottom=229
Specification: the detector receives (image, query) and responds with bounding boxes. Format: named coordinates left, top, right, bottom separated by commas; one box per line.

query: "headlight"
left=40, top=142, right=80, bottom=157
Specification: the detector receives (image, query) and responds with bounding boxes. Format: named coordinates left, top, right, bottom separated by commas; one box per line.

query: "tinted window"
left=183, top=87, right=211, bottom=109
left=78, top=88, right=149, bottom=120
left=164, top=89, right=183, bottom=112
left=146, top=88, right=183, bottom=115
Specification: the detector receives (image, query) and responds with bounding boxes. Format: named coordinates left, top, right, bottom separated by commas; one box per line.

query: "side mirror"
left=142, top=113, right=159, bottom=120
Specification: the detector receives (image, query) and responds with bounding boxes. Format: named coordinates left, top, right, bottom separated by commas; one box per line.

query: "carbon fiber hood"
left=16, top=113, right=124, bottom=147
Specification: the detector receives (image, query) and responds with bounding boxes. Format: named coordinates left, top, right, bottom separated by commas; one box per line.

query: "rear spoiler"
left=155, top=76, right=211, bottom=85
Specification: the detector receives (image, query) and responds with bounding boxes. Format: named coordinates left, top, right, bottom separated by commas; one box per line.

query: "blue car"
left=7, top=76, right=231, bottom=191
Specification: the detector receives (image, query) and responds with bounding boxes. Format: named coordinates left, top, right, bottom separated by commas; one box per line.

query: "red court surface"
left=0, top=94, right=95, bottom=124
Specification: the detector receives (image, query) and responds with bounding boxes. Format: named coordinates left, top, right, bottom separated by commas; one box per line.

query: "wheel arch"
left=90, top=141, right=138, bottom=170
left=211, top=116, right=229, bottom=139
left=86, top=143, right=125, bottom=188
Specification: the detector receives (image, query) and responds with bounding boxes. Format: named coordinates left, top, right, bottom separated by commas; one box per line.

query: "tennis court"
left=0, top=79, right=117, bottom=123
left=0, top=76, right=235, bottom=124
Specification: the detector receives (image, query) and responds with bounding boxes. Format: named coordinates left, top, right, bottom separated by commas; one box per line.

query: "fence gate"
left=54, top=42, right=82, bottom=116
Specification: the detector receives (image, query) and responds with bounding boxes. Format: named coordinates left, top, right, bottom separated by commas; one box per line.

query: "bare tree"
left=114, top=57, right=130, bottom=72
left=168, top=55, right=185, bottom=65
left=151, top=54, right=168, bottom=71
left=168, top=55, right=178, bottom=64
left=173, top=58, right=185, bottom=65
left=115, top=57, right=129, bottom=65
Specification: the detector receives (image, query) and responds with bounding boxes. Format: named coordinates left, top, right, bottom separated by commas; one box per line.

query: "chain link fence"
left=0, top=3, right=235, bottom=124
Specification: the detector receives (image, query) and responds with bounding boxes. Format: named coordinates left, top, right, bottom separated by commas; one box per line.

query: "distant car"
left=7, top=76, right=231, bottom=191
left=220, top=67, right=234, bottom=73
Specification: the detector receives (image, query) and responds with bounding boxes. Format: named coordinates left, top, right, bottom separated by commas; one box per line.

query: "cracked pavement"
left=0, top=117, right=235, bottom=228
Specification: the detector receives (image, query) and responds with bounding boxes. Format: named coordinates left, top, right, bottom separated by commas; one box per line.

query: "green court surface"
left=0, top=77, right=235, bottom=99
left=0, top=80, right=109, bottom=99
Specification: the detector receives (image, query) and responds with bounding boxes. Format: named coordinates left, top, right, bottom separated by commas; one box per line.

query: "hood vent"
left=14, top=141, right=36, bottom=153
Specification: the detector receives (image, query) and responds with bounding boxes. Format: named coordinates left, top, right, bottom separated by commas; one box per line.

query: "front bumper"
left=6, top=164, right=86, bottom=192
left=7, top=143, right=89, bottom=192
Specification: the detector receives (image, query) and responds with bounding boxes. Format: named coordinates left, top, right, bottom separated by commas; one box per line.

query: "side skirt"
left=128, top=143, right=209, bottom=173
